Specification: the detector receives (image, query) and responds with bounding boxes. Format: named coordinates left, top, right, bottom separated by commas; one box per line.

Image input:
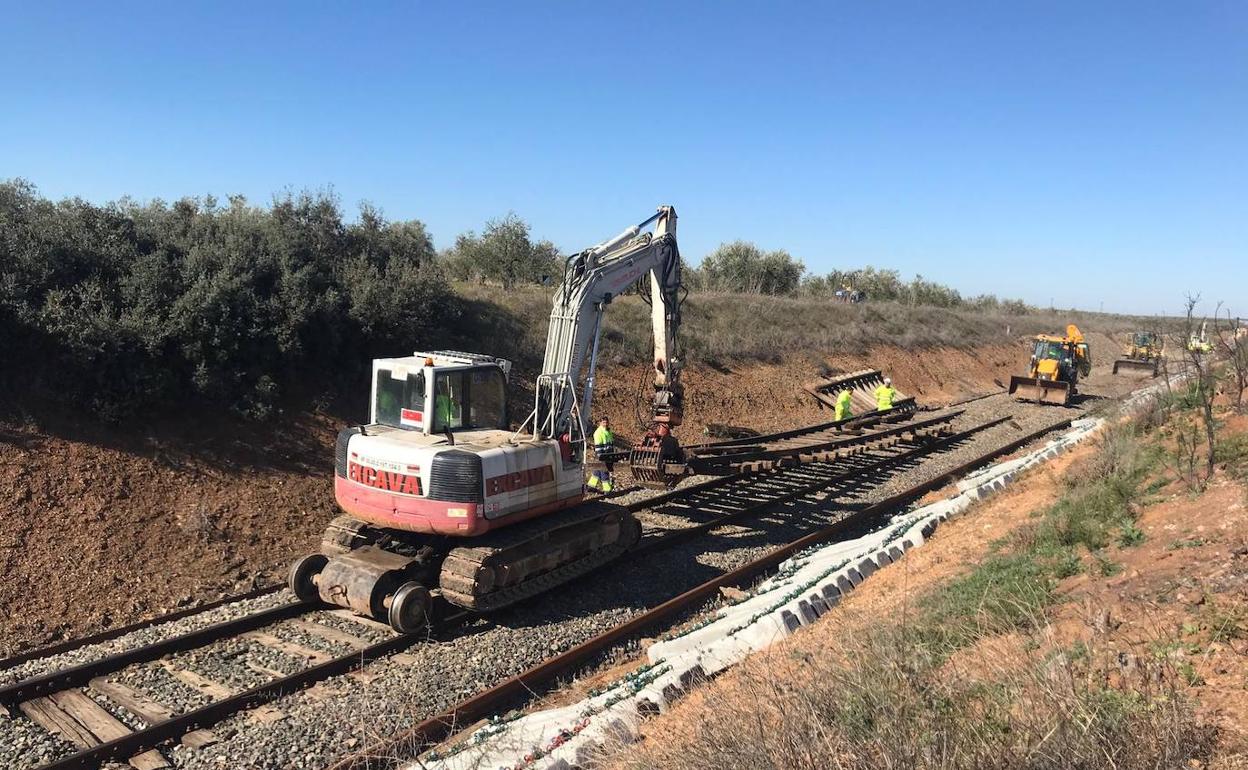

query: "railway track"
left=329, top=415, right=1073, bottom=770
left=1, top=409, right=1019, bottom=770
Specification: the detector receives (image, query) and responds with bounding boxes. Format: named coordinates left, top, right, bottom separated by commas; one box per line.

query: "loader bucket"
left=1008, top=375, right=1071, bottom=406
left=1112, top=358, right=1159, bottom=377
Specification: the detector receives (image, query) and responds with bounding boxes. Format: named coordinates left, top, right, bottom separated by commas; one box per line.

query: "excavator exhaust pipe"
left=1008, top=375, right=1071, bottom=406
left=1112, top=358, right=1159, bottom=377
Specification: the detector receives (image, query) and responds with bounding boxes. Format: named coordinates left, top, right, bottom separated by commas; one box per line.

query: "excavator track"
left=320, top=514, right=381, bottom=555
left=437, top=501, right=641, bottom=612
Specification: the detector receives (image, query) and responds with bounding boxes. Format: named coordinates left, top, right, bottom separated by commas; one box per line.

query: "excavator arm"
left=531, top=207, right=685, bottom=477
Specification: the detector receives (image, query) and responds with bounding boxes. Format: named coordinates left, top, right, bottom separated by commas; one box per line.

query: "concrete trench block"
left=806, top=594, right=830, bottom=616
left=678, top=664, right=708, bottom=690
left=856, top=557, right=877, bottom=579
left=695, top=636, right=761, bottom=677
left=728, top=613, right=790, bottom=649
left=634, top=694, right=662, bottom=716
left=781, top=609, right=802, bottom=633
left=820, top=583, right=842, bottom=606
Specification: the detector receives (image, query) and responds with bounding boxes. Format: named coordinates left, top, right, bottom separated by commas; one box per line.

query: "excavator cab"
left=372, top=353, right=510, bottom=434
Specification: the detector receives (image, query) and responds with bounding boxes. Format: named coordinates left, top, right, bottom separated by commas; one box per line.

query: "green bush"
left=690, top=240, right=805, bottom=295
left=439, top=212, right=561, bottom=288
left=0, top=180, right=458, bottom=419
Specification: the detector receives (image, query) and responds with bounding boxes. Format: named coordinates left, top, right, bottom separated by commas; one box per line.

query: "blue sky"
left=2, top=1, right=1244, bottom=315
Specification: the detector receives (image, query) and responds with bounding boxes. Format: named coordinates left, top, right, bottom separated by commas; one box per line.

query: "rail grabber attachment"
left=1008, top=375, right=1071, bottom=406
left=627, top=433, right=688, bottom=489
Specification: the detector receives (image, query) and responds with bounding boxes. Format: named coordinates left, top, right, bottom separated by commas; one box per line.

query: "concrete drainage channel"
left=412, top=379, right=1180, bottom=770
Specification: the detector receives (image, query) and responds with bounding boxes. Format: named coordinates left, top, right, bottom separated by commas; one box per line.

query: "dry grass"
left=601, top=416, right=1220, bottom=770
left=453, top=283, right=1156, bottom=372
left=614, top=625, right=1212, bottom=770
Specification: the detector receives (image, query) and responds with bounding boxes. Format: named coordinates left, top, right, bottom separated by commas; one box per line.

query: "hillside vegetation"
left=455, top=284, right=1149, bottom=377
left=0, top=181, right=1156, bottom=422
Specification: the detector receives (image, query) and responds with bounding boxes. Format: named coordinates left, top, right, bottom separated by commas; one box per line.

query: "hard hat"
left=883, top=377, right=892, bottom=385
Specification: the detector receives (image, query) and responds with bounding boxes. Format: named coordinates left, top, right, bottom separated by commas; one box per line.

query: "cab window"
left=432, top=368, right=506, bottom=432
left=375, top=369, right=426, bottom=429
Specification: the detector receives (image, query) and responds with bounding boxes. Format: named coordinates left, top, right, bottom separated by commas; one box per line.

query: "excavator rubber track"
left=437, top=500, right=641, bottom=612
left=1008, top=375, right=1072, bottom=406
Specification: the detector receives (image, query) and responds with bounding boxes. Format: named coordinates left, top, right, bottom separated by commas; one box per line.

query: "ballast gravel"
left=0, top=590, right=292, bottom=687
left=6, top=377, right=1141, bottom=770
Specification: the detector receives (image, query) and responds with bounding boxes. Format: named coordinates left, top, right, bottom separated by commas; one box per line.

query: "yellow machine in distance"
left=1008, top=324, right=1092, bottom=406
left=1113, top=331, right=1163, bottom=377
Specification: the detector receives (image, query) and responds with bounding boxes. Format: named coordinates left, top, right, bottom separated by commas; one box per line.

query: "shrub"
left=439, top=212, right=561, bottom=288
left=691, top=240, right=804, bottom=295
left=0, top=180, right=457, bottom=419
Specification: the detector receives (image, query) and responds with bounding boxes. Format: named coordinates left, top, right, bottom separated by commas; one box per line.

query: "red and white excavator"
left=288, top=206, right=686, bottom=631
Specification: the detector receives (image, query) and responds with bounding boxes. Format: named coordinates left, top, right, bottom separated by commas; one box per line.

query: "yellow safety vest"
left=835, top=390, right=853, bottom=419
left=874, top=385, right=896, bottom=411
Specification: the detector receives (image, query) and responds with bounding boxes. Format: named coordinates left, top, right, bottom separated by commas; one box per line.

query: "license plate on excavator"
left=1008, top=376, right=1071, bottom=406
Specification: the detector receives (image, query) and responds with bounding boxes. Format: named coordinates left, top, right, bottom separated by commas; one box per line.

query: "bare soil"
left=0, top=413, right=341, bottom=654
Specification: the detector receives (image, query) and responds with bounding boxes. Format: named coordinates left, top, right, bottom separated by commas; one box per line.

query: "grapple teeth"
left=627, top=443, right=686, bottom=489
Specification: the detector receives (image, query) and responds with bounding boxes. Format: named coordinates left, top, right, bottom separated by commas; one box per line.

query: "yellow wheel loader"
left=1008, top=324, right=1092, bottom=406
left=1112, top=331, right=1162, bottom=377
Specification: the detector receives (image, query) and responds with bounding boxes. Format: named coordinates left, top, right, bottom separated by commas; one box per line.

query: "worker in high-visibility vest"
left=834, top=389, right=853, bottom=421
left=587, top=417, right=615, bottom=492
left=874, top=377, right=898, bottom=411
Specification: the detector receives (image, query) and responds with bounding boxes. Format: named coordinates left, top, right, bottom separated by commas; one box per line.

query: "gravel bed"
left=6, top=378, right=1153, bottom=770
left=0, top=590, right=294, bottom=686
left=0, top=706, right=78, bottom=768
left=308, top=611, right=392, bottom=644
left=159, top=458, right=930, bottom=769
left=111, top=664, right=214, bottom=715
left=609, top=473, right=718, bottom=508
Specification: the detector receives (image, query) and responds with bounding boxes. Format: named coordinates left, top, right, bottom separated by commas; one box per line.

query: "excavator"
left=1188, top=320, right=1213, bottom=354
left=1113, top=331, right=1163, bottom=377
left=1008, top=324, right=1092, bottom=406
left=288, top=207, right=687, bottom=632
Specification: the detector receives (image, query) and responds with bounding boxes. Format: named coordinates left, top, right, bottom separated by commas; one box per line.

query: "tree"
left=442, top=213, right=561, bottom=287
left=694, top=241, right=804, bottom=295
left=1166, top=295, right=1218, bottom=488
left=1213, top=308, right=1247, bottom=411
